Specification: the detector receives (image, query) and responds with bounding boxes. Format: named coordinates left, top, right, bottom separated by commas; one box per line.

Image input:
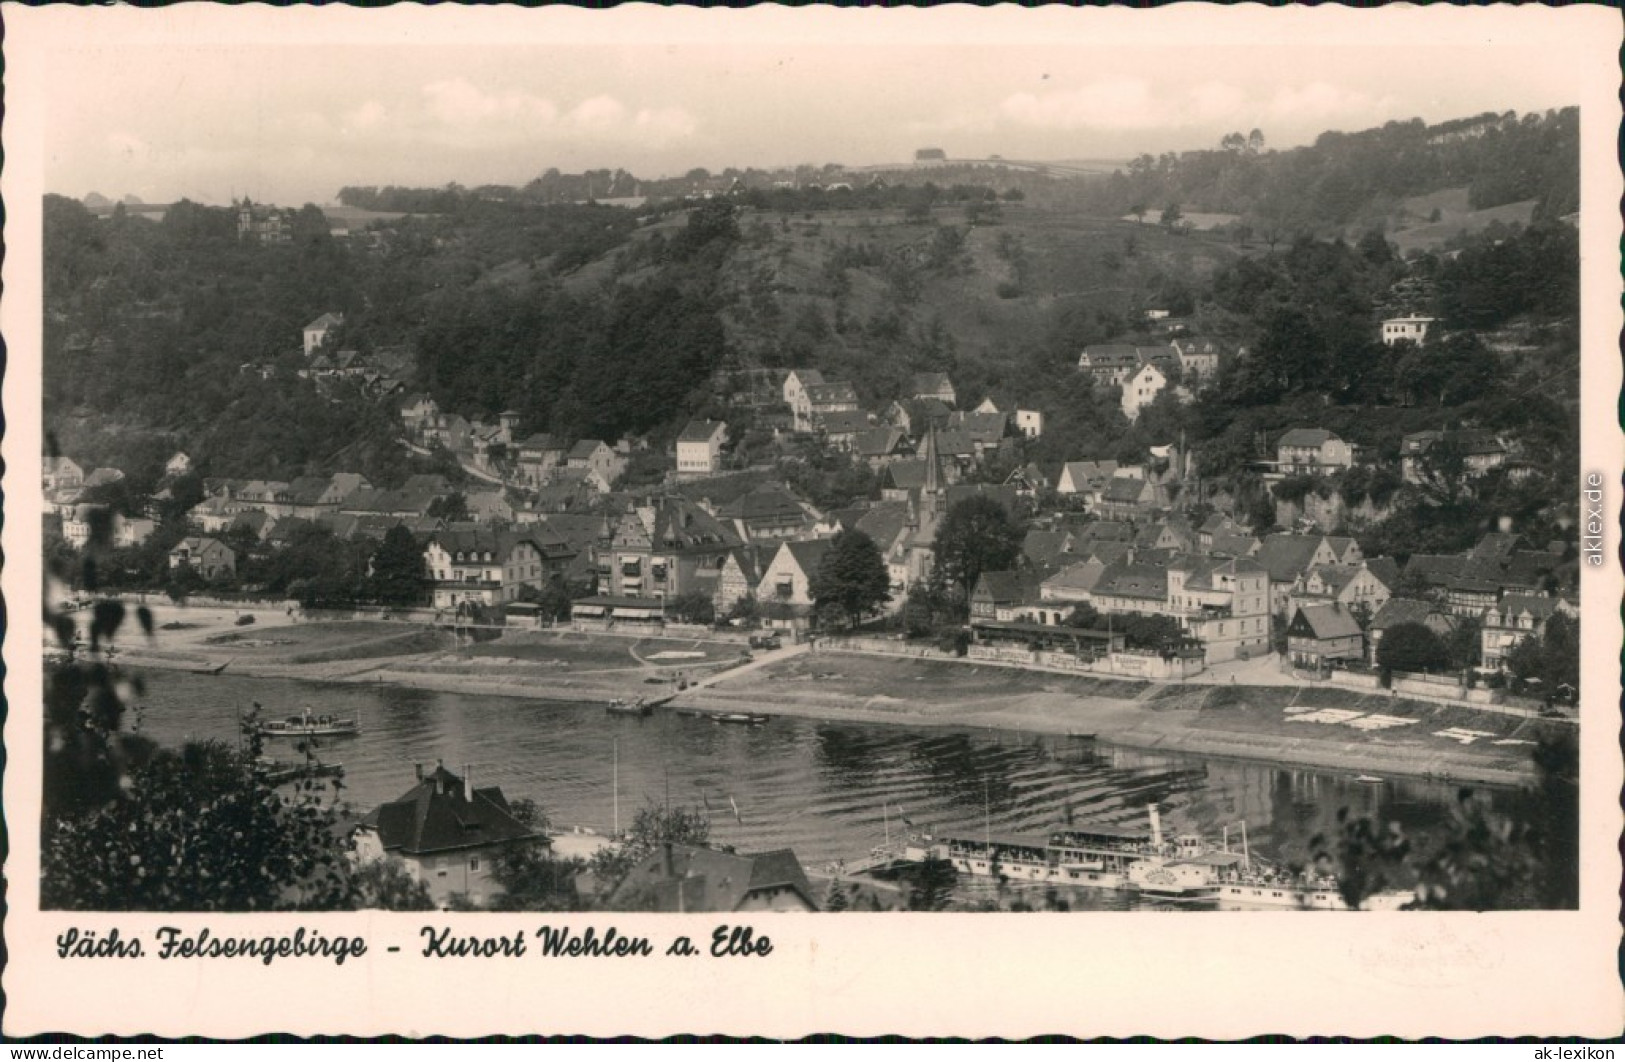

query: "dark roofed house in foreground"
left=354, top=763, right=546, bottom=908
left=608, top=844, right=818, bottom=913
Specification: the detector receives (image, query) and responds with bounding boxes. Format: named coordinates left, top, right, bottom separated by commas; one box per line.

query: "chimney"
left=435, top=758, right=445, bottom=794
left=463, top=764, right=473, bottom=802
left=414, top=762, right=424, bottom=783
left=1148, top=804, right=1164, bottom=849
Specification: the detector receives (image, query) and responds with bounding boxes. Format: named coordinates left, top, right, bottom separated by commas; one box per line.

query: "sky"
left=33, top=8, right=1585, bottom=207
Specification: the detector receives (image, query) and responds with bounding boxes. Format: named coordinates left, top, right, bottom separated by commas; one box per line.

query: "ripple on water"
left=126, top=671, right=1502, bottom=906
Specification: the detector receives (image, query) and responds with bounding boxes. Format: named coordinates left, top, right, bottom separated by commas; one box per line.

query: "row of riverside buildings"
left=47, top=419, right=1569, bottom=683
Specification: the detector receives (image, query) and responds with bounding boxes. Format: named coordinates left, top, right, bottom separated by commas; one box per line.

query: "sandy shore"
left=107, top=603, right=1553, bottom=787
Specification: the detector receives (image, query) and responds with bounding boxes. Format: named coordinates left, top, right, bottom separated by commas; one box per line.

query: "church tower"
left=919, top=427, right=948, bottom=521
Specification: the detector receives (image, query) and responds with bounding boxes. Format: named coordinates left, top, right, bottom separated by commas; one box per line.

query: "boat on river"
left=937, top=803, right=1184, bottom=891
left=606, top=697, right=652, bottom=717
left=713, top=712, right=770, bottom=726
left=940, top=805, right=1410, bottom=908
left=245, top=706, right=360, bottom=737
left=670, top=708, right=770, bottom=725
left=1207, top=870, right=1412, bottom=911
left=1123, top=820, right=1414, bottom=911
left=254, top=757, right=344, bottom=786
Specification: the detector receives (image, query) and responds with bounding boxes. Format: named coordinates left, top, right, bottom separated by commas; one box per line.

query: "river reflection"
left=128, top=671, right=1531, bottom=909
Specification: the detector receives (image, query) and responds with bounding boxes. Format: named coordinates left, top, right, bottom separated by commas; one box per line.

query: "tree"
left=809, top=529, right=892, bottom=629
left=1313, top=733, right=1577, bottom=910
left=427, top=492, right=469, bottom=523
left=1063, top=602, right=1101, bottom=629
left=529, top=579, right=575, bottom=623
left=726, top=594, right=761, bottom=625
left=42, top=740, right=357, bottom=911
left=158, top=557, right=204, bottom=601
left=585, top=800, right=713, bottom=900
left=353, top=859, right=436, bottom=911
left=1375, top=621, right=1451, bottom=674
left=369, top=524, right=427, bottom=606
left=1115, top=614, right=1186, bottom=653
left=1446, top=615, right=1483, bottom=671
left=1160, top=203, right=1184, bottom=229
left=931, top=496, right=1024, bottom=600
left=1503, top=612, right=1578, bottom=696
left=903, top=857, right=958, bottom=911
left=665, top=590, right=716, bottom=626
left=486, top=798, right=585, bottom=911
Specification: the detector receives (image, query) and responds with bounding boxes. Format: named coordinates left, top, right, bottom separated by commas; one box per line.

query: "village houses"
left=675, top=419, right=729, bottom=478
left=1285, top=603, right=1366, bottom=670
left=1480, top=593, right=1564, bottom=671
left=168, top=536, right=237, bottom=579
left=607, top=845, right=818, bottom=913
left=423, top=527, right=578, bottom=609
left=1381, top=315, right=1436, bottom=346
left=1121, top=359, right=1170, bottom=422
left=567, top=440, right=628, bottom=487
left=1170, top=337, right=1221, bottom=383
left=755, top=538, right=834, bottom=629
left=1275, top=429, right=1356, bottom=475
left=1400, top=429, right=1511, bottom=485
left=910, top=371, right=957, bottom=407
left=606, top=496, right=741, bottom=601
left=783, top=369, right=860, bottom=432
left=302, top=312, right=344, bottom=357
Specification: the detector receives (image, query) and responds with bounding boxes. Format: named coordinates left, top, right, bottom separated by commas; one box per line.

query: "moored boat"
left=254, top=757, right=344, bottom=786
left=246, top=706, right=360, bottom=737
left=606, top=697, right=652, bottom=717
left=1123, top=819, right=1415, bottom=911
left=939, top=809, right=1172, bottom=891
left=1207, top=870, right=1413, bottom=911
left=712, top=712, right=770, bottom=726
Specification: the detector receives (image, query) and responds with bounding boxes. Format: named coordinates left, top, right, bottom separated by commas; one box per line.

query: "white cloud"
left=1266, top=82, right=1385, bottom=122
left=346, top=101, right=388, bottom=132
left=422, top=78, right=558, bottom=125
left=1187, top=82, right=1249, bottom=122
left=632, top=106, right=699, bottom=144
left=566, top=95, right=627, bottom=131
left=417, top=80, right=695, bottom=145
left=1000, top=80, right=1169, bottom=131
left=993, top=79, right=1257, bottom=133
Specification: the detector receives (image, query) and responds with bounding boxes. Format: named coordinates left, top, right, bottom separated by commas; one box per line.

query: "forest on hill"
left=1078, top=108, right=1578, bottom=232
left=44, top=107, right=1578, bottom=527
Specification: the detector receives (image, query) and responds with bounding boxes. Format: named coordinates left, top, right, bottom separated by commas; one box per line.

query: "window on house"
left=469, top=857, right=481, bottom=872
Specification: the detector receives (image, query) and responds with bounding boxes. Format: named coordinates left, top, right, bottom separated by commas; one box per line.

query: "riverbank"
left=108, top=606, right=1553, bottom=786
